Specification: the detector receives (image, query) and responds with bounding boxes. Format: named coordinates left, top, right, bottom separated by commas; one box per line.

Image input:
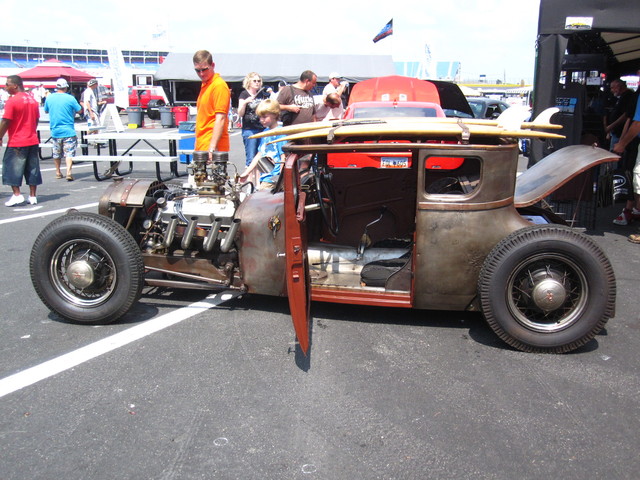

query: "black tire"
left=30, top=212, right=145, bottom=324
left=146, top=99, right=165, bottom=120
left=478, top=225, right=616, bottom=353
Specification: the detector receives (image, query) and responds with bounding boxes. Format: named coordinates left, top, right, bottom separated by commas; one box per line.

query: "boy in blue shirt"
left=239, top=99, right=286, bottom=189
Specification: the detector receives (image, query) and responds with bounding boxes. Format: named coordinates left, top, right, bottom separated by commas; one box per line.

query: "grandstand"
left=0, top=44, right=166, bottom=74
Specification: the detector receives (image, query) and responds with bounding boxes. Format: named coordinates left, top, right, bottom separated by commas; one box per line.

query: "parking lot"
left=0, top=123, right=639, bottom=479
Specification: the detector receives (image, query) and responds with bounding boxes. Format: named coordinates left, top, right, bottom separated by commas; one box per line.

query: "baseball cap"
left=56, top=78, right=69, bottom=89
left=329, top=72, right=341, bottom=79
left=87, top=79, right=97, bottom=87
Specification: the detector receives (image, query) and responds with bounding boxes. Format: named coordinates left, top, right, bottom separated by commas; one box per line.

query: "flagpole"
left=390, top=16, right=394, bottom=69
left=391, top=21, right=395, bottom=67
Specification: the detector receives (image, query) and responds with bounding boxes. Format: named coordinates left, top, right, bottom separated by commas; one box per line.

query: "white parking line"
left=0, top=292, right=239, bottom=399
left=39, top=163, right=94, bottom=173
left=0, top=202, right=99, bottom=225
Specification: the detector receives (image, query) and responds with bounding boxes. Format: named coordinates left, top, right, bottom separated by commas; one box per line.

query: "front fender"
left=98, top=178, right=166, bottom=216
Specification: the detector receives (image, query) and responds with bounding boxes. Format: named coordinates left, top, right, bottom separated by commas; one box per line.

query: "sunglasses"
left=194, top=67, right=210, bottom=73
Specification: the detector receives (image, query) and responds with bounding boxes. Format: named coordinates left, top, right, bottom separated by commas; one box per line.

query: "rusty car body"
left=30, top=113, right=618, bottom=354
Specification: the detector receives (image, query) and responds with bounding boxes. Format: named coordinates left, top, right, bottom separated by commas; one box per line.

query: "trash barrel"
left=126, top=107, right=144, bottom=128
left=178, top=121, right=196, bottom=164
left=159, top=106, right=174, bottom=128
left=173, top=106, right=189, bottom=125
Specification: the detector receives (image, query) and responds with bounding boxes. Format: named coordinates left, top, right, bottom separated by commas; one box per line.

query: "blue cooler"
left=178, top=121, right=196, bottom=164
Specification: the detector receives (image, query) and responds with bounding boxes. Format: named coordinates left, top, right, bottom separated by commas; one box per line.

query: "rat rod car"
left=30, top=111, right=618, bottom=354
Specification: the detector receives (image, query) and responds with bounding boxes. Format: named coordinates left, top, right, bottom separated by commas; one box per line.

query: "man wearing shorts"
left=613, top=90, right=640, bottom=243
left=82, top=79, right=100, bottom=129
left=44, top=78, right=82, bottom=181
left=0, top=75, right=41, bottom=206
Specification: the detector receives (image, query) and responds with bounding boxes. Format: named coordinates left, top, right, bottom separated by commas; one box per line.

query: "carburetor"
left=188, top=150, right=230, bottom=194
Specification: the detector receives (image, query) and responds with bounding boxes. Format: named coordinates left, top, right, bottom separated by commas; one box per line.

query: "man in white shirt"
left=81, top=79, right=100, bottom=129
left=322, top=72, right=348, bottom=99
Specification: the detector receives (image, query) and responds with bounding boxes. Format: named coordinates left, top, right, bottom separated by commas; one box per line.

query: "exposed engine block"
left=140, top=151, right=245, bottom=254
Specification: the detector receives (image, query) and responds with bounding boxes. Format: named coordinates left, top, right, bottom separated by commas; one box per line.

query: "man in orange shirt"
left=193, top=50, right=230, bottom=161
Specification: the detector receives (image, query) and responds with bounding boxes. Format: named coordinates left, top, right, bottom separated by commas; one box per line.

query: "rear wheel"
left=478, top=225, right=615, bottom=353
left=30, top=212, right=145, bottom=324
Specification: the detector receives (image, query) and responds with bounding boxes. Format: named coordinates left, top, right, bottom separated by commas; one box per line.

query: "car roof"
left=468, top=97, right=509, bottom=106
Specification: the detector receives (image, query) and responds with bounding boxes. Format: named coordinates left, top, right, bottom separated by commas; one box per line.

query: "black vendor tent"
left=530, top=0, right=640, bottom=228
left=531, top=0, right=640, bottom=162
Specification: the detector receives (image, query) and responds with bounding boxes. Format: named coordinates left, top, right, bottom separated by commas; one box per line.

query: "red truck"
left=128, top=85, right=169, bottom=119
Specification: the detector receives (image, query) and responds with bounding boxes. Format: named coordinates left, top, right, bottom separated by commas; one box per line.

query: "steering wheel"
left=314, top=165, right=339, bottom=236
left=426, top=176, right=464, bottom=194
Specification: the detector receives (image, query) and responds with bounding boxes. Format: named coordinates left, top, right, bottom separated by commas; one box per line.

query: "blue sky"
left=1, top=0, right=540, bottom=84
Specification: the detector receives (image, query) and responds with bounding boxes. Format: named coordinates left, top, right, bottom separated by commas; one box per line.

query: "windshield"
left=353, top=106, right=440, bottom=118
left=468, top=101, right=484, bottom=118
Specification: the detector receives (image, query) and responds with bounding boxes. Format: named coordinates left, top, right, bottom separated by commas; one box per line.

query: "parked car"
left=468, top=97, right=512, bottom=119
left=336, top=76, right=463, bottom=168
left=344, top=75, right=473, bottom=119
left=29, top=112, right=618, bottom=355
left=97, top=85, right=114, bottom=104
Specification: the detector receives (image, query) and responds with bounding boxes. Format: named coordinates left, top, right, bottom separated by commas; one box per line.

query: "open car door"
left=283, top=153, right=311, bottom=354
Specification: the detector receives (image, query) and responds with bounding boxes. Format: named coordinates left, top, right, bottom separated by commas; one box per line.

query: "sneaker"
left=613, top=208, right=632, bottom=226
left=4, top=194, right=24, bottom=207
left=632, top=208, right=640, bottom=222
left=28, top=196, right=37, bottom=205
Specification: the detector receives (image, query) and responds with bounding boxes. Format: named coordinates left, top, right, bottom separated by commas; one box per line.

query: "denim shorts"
left=52, top=136, right=78, bottom=159
left=2, top=145, right=43, bottom=187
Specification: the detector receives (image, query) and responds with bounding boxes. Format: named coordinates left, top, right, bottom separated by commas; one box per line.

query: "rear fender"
left=515, top=145, right=619, bottom=208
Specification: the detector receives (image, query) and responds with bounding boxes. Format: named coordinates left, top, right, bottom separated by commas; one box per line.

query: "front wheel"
left=478, top=225, right=616, bottom=353
left=30, top=212, right=145, bottom=324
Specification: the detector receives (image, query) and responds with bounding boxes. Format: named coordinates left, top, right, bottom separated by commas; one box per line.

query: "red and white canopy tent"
left=17, top=59, right=94, bottom=86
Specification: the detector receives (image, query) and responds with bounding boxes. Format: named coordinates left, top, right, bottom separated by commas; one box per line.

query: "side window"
left=424, top=156, right=481, bottom=196
left=485, top=105, right=497, bottom=118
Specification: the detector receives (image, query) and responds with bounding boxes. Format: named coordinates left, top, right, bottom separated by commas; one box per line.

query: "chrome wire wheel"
left=50, top=238, right=117, bottom=307
left=478, top=225, right=616, bottom=353
left=30, top=212, right=145, bottom=324
left=506, top=253, right=588, bottom=333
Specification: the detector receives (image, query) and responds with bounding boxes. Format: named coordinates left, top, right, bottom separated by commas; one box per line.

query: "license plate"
left=380, top=157, right=409, bottom=168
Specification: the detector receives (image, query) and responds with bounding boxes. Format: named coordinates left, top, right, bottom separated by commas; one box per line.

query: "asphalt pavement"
left=0, top=118, right=639, bottom=480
